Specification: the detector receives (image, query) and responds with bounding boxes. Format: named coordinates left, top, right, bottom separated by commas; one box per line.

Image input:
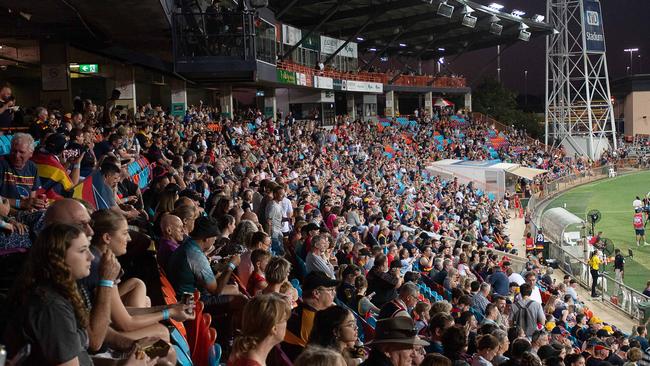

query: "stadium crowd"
left=0, top=84, right=644, bottom=366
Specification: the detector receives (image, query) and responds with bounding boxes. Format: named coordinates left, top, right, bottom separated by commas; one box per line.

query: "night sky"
left=446, top=0, right=650, bottom=96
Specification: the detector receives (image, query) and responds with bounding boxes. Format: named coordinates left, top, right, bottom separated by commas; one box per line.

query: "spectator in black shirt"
left=366, top=254, right=403, bottom=307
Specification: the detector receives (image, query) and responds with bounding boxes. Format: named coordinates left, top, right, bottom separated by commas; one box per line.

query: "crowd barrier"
left=528, top=162, right=650, bottom=320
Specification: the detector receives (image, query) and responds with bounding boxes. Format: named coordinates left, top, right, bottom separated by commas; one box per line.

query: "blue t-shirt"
left=166, top=237, right=216, bottom=297
left=0, top=157, right=41, bottom=199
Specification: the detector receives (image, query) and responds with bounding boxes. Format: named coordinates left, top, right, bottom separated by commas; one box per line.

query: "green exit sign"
left=79, top=64, right=98, bottom=73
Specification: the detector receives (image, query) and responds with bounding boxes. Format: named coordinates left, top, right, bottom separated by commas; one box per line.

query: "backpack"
left=513, top=300, right=536, bottom=333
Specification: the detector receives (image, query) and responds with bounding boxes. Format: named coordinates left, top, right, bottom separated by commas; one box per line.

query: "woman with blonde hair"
left=229, top=293, right=291, bottom=366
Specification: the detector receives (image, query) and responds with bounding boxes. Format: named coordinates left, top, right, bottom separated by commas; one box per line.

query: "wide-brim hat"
left=367, top=317, right=430, bottom=347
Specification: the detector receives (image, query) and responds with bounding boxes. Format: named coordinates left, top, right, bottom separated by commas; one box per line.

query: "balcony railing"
left=277, top=60, right=466, bottom=88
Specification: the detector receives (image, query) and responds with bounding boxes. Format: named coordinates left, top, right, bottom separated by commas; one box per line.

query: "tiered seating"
left=186, top=291, right=222, bottom=366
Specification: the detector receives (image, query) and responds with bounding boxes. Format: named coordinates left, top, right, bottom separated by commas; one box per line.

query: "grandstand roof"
left=270, top=0, right=554, bottom=60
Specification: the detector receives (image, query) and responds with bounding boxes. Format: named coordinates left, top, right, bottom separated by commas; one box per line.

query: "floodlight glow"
left=369, top=48, right=377, bottom=52
left=488, top=3, right=504, bottom=10
left=533, top=14, right=545, bottom=22
left=462, top=13, right=477, bottom=28
left=356, top=37, right=365, bottom=41
left=624, top=48, right=639, bottom=52
left=399, top=43, right=407, bottom=47
left=511, top=10, right=525, bottom=17
left=438, top=47, right=446, bottom=51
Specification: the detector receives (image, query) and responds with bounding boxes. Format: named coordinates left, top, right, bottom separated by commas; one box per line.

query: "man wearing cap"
left=586, top=341, right=610, bottom=366
left=360, top=317, right=429, bottom=366
left=167, top=215, right=242, bottom=300
left=282, top=270, right=337, bottom=361
left=378, top=282, right=420, bottom=320
left=337, top=264, right=361, bottom=309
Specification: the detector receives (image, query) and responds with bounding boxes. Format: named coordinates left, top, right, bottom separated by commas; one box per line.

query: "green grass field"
left=544, top=171, right=650, bottom=292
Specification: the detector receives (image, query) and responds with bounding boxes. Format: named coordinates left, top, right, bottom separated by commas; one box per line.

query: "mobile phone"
left=367, top=292, right=376, bottom=299
left=9, top=343, right=31, bottom=366
left=181, top=292, right=193, bottom=305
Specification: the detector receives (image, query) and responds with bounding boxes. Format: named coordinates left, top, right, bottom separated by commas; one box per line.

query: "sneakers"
left=592, top=293, right=601, bottom=297
left=644, top=242, right=650, bottom=246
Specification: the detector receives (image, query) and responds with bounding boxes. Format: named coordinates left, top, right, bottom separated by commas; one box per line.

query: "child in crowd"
left=413, top=301, right=431, bottom=334
left=247, top=249, right=271, bottom=295
left=279, top=281, right=299, bottom=309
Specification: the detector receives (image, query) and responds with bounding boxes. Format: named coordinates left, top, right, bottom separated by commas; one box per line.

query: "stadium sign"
left=277, top=69, right=297, bottom=84
left=320, top=35, right=358, bottom=58
left=346, top=80, right=383, bottom=93
left=583, top=0, right=605, bottom=53
left=313, top=76, right=334, bottom=89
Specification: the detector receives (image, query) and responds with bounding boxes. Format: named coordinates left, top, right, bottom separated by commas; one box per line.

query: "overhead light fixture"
left=533, top=14, right=545, bottom=22
left=437, top=1, right=454, bottom=18
left=462, top=5, right=474, bottom=14
left=490, top=22, right=503, bottom=36
left=462, top=13, right=477, bottom=28
left=511, top=10, right=526, bottom=17
left=399, top=43, right=407, bottom=47
left=369, top=47, right=377, bottom=52
left=380, top=56, right=388, bottom=62
left=438, top=47, right=446, bottom=51
left=356, top=36, right=365, bottom=41
left=519, top=23, right=530, bottom=30
left=518, top=29, right=531, bottom=41
left=438, top=57, right=445, bottom=64
left=488, top=3, right=504, bottom=11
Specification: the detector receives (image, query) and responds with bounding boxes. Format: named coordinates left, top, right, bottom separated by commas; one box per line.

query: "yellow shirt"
left=589, top=255, right=601, bottom=270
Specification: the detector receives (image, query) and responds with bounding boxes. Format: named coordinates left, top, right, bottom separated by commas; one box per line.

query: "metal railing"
left=528, top=161, right=650, bottom=320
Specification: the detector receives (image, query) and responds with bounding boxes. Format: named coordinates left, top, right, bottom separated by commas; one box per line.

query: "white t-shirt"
left=633, top=199, right=643, bottom=209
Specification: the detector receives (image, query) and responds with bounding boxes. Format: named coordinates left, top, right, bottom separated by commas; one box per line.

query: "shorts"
left=636, top=229, right=645, bottom=236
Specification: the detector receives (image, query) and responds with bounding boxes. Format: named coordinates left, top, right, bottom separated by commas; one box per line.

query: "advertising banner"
left=333, top=79, right=347, bottom=91
left=277, top=69, right=297, bottom=84
left=347, top=80, right=383, bottom=93
left=302, top=33, right=321, bottom=51
left=313, top=76, right=334, bottom=89
left=320, top=35, right=358, bottom=58
left=583, top=0, right=606, bottom=53
left=282, top=24, right=302, bottom=46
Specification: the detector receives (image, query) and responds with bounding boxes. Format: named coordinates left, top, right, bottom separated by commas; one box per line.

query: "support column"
left=170, top=78, right=187, bottom=117
left=464, top=93, right=472, bottom=112
left=40, top=41, right=72, bottom=111
left=385, top=90, right=396, bottom=118
left=347, top=93, right=356, bottom=120
left=424, top=92, right=433, bottom=117
left=264, top=88, right=277, bottom=120
left=113, top=65, right=136, bottom=112
left=219, top=84, right=233, bottom=118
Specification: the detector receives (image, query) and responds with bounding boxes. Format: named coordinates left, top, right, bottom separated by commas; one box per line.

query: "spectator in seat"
left=294, top=346, right=347, bottom=366
left=488, top=265, right=510, bottom=297
left=247, top=248, right=270, bottom=296
left=238, top=230, right=270, bottom=287
left=262, top=256, right=292, bottom=295
left=229, top=293, right=291, bottom=366
left=367, top=254, right=403, bottom=308
left=157, top=214, right=185, bottom=269
left=306, top=234, right=336, bottom=279
left=472, top=283, right=491, bottom=315
left=308, top=305, right=362, bottom=365
left=378, top=282, right=420, bottom=320
left=360, top=317, right=429, bottom=366
left=32, top=132, right=84, bottom=199
left=0, top=133, right=46, bottom=211
left=5, top=224, right=162, bottom=365
left=282, top=270, right=337, bottom=361
left=427, top=313, right=455, bottom=354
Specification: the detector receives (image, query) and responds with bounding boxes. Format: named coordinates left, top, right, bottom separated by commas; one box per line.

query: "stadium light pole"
left=624, top=48, right=639, bottom=75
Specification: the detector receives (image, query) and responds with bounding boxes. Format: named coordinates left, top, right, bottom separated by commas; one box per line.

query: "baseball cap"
left=189, top=216, right=220, bottom=240
left=589, top=316, right=603, bottom=325
left=302, top=271, right=339, bottom=295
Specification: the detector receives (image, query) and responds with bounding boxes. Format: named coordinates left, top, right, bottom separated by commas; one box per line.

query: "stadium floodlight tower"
left=545, top=0, right=617, bottom=160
